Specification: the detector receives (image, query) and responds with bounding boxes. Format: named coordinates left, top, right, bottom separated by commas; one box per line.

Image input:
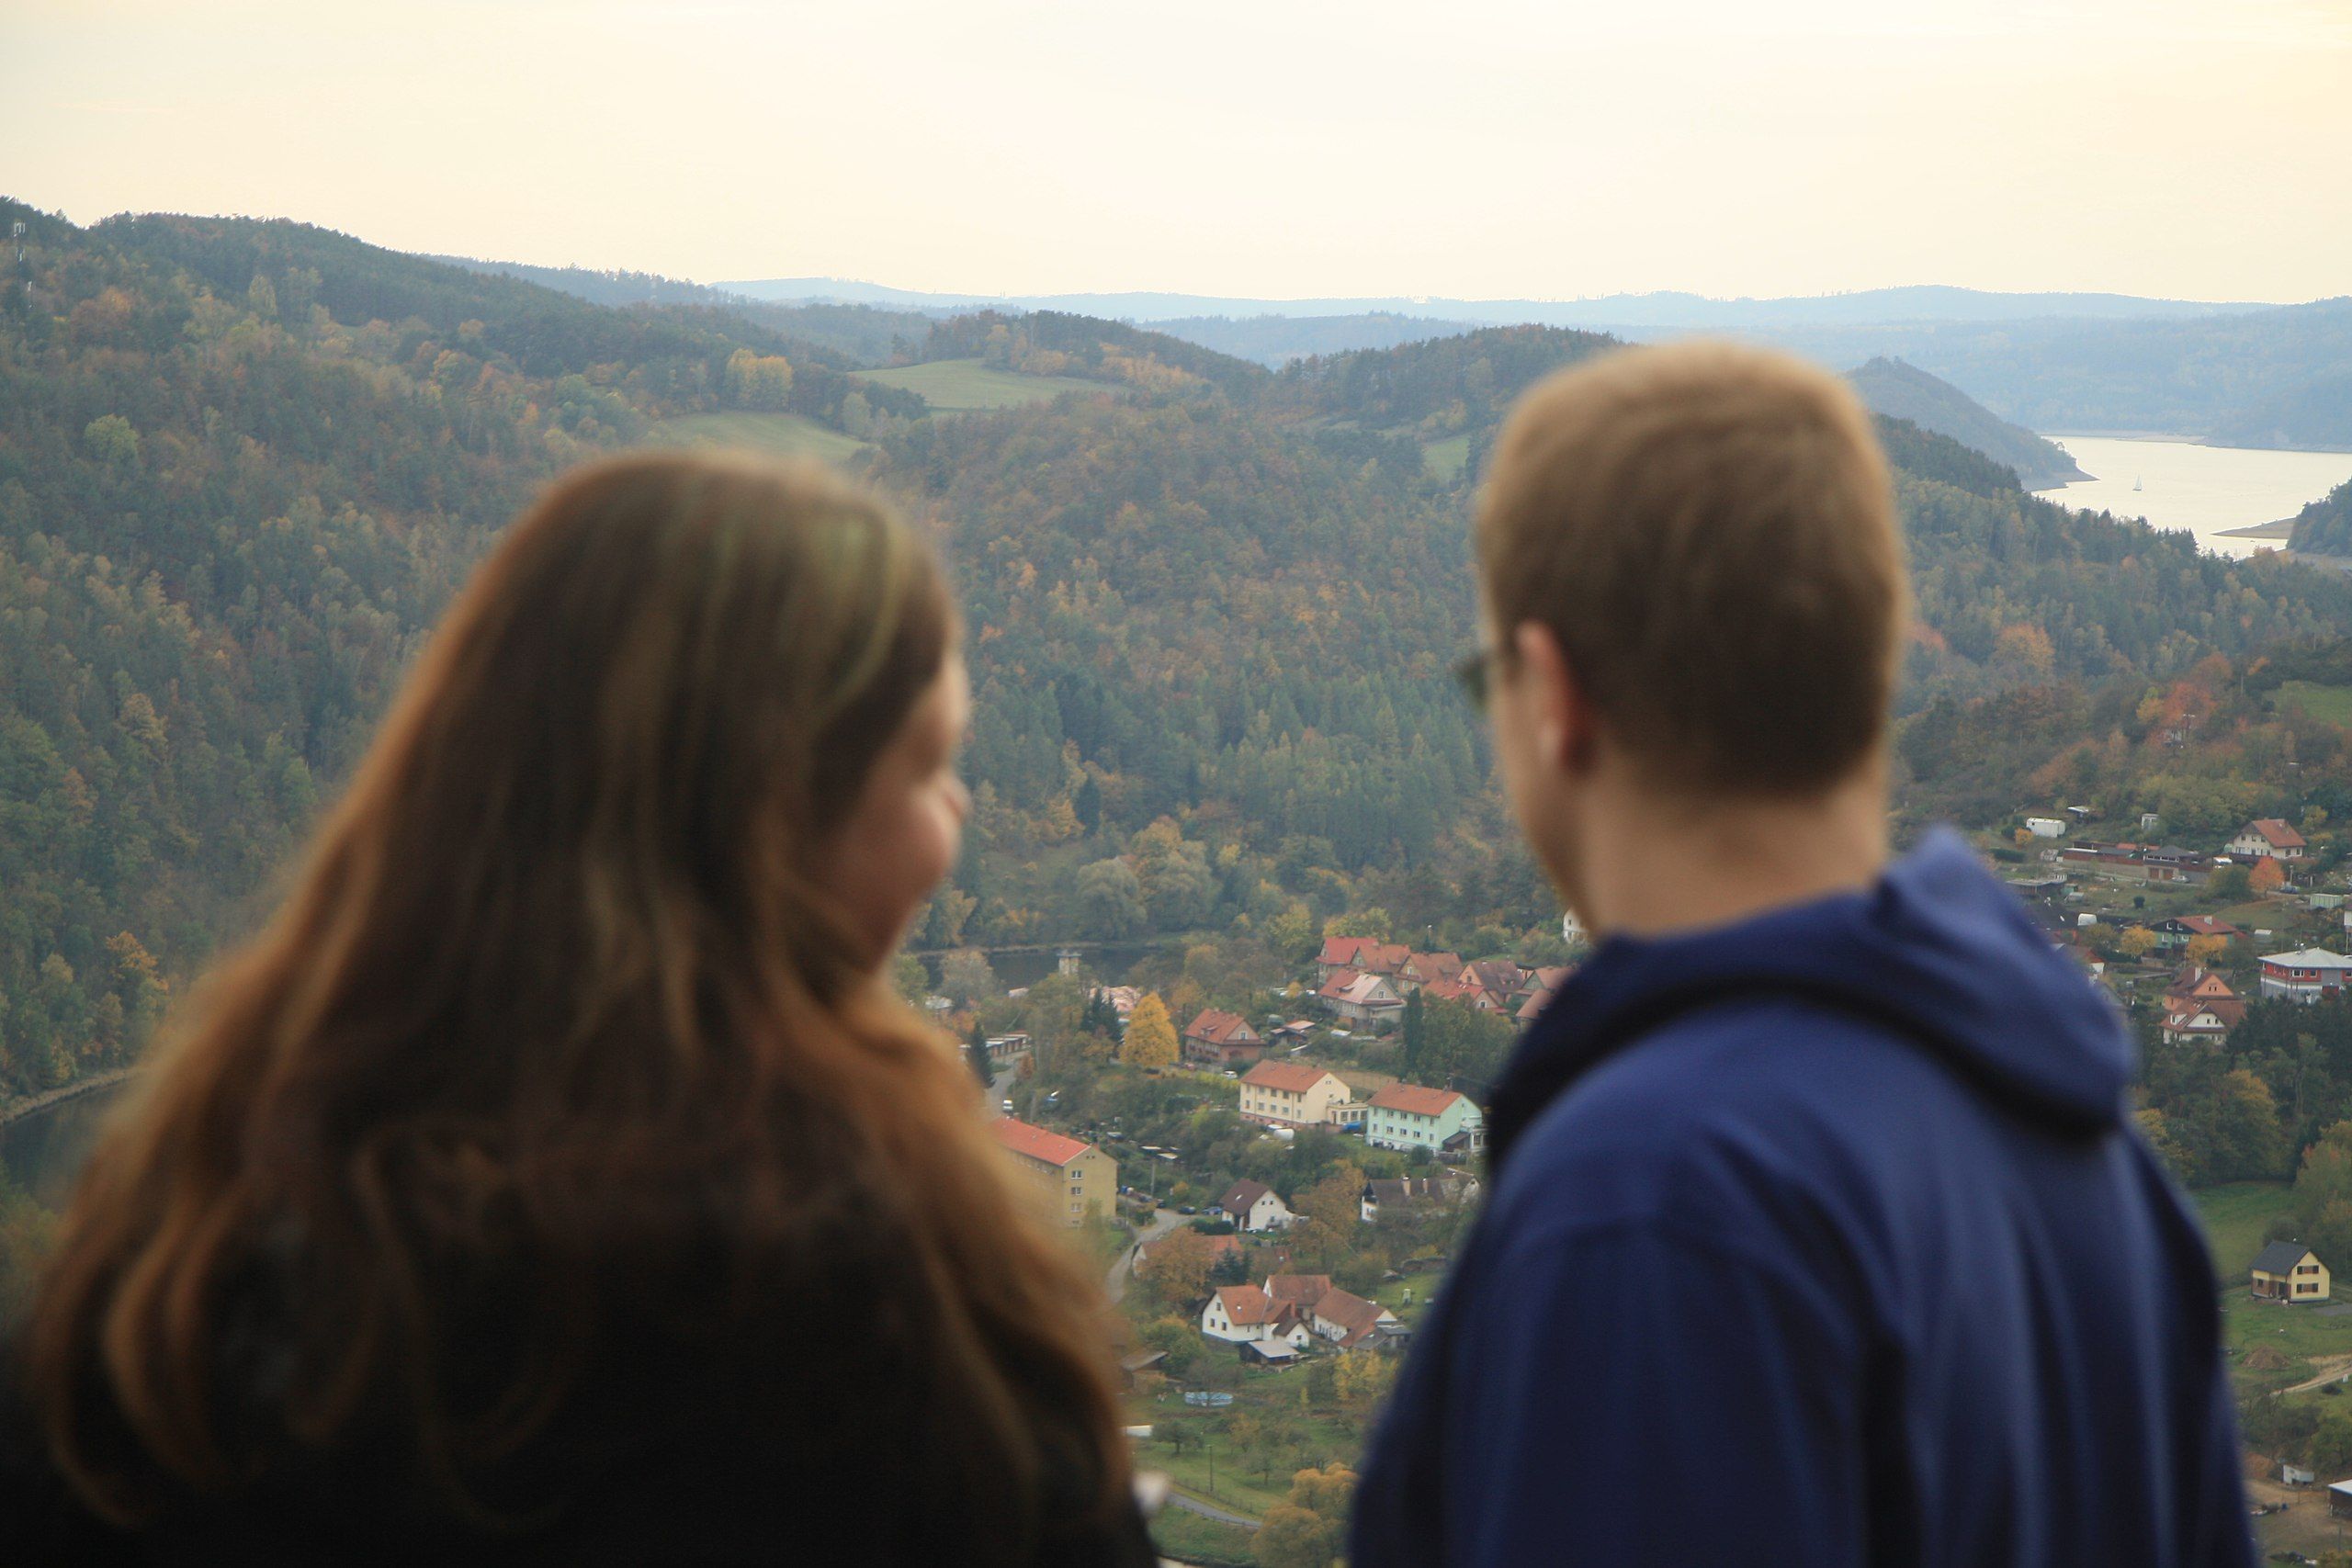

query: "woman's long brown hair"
left=25, top=452, right=1129, bottom=1551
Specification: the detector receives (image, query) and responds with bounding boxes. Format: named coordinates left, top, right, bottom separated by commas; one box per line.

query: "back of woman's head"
left=26, top=452, right=1129, bottom=1555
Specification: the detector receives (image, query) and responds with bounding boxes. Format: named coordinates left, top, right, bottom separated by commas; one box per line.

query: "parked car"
left=1000, top=1098, right=1013, bottom=1112
left=1177, top=1204, right=1197, bottom=1215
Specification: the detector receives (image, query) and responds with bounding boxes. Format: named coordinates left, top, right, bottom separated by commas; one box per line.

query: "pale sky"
left=5, top=0, right=2348, bottom=303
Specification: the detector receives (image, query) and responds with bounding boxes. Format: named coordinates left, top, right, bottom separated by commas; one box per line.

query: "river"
left=2035, top=435, right=2352, bottom=560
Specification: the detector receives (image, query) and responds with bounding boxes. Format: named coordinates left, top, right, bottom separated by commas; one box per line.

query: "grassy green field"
left=2196, top=1180, right=2296, bottom=1279
left=1148, top=1506, right=1258, bottom=1565
left=853, top=358, right=1110, bottom=412
left=2277, top=680, right=2352, bottom=728
left=1421, top=434, right=1470, bottom=482
left=1125, top=1379, right=1367, bottom=1522
left=647, top=412, right=866, bottom=464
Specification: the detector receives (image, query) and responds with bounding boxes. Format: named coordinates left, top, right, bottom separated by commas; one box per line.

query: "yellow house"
left=989, top=1116, right=1116, bottom=1228
left=1238, top=1062, right=1358, bottom=1129
left=2251, top=1242, right=2331, bottom=1303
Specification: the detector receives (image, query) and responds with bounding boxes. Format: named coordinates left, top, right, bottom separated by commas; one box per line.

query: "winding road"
left=1108, top=1206, right=1189, bottom=1305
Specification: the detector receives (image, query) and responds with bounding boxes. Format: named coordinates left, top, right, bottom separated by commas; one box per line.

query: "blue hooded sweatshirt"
left=1351, top=830, right=2251, bottom=1567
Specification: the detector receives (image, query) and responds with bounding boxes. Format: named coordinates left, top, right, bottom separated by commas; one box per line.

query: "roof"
left=2263, top=949, right=2352, bottom=969
left=2252, top=1242, right=2319, bottom=1275
left=1243, top=1060, right=1340, bottom=1093
left=988, top=1116, right=1093, bottom=1168
left=1419, top=977, right=1483, bottom=1005
left=1213, top=1284, right=1273, bottom=1326
left=1466, top=960, right=1528, bottom=994
left=1319, top=971, right=1399, bottom=1007
left=2173, top=915, right=2244, bottom=937
left=1403, top=951, right=1465, bottom=983
left=1222, top=1179, right=1275, bottom=1213
left=1313, top=1287, right=1395, bottom=1345
left=1265, top=1273, right=1333, bottom=1310
left=1370, top=1083, right=1473, bottom=1119
left=1366, top=1177, right=1456, bottom=1208
left=1186, top=1008, right=1258, bottom=1044
left=2245, top=818, right=2307, bottom=850
left=1317, top=935, right=1379, bottom=967
left=1137, top=1232, right=1241, bottom=1275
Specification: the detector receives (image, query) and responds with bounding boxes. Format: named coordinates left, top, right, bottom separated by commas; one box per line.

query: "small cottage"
left=2251, top=1241, right=2331, bottom=1303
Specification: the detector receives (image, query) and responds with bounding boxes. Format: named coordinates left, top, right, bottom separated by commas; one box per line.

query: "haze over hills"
left=1844, top=358, right=2087, bottom=491
left=717, top=277, right=2273, bottom=328
left=6, top=195, right=2352, bottom=1104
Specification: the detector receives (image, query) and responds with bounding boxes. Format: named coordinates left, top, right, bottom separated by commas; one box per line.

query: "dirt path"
left=2279, top=1353, right=2352, bottom=1395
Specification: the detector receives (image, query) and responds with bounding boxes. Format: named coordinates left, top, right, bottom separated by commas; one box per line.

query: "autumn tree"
left=1256, top=1464, right=1356, bottom=1568
left=2207, top=863, right=2253, bottom=902
left=1295, top=1163, right=1365, bottom=1258
left=939, top=947, right=999, bottom=1006
left=2251, top=857, right=2288, bottom=895
left=1143, top=1225, right=1216, bottom=1308
left=1323, top=908, right=1394, bottom=943
left=1122, top=994, right=1179, bottom=1068
left=1335, top=1349, right=1395, bottom=1423
left=2183, top=934, right=2229, bottom=971
left=721, top=347, right=794, bottom=410
left=2117, top=926, right=2158, bottom=960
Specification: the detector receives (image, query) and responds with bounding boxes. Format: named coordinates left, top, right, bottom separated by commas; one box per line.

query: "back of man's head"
left=1478, top=340, right=1905, bottom=799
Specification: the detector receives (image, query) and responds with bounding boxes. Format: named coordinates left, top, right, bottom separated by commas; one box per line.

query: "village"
left=948, top=806, right=2352, bottom=1562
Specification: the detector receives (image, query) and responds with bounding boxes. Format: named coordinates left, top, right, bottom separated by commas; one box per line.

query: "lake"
left=0, top=1081, right=130, bottom=1208
left=2035, top=435, right=2352, bottom=560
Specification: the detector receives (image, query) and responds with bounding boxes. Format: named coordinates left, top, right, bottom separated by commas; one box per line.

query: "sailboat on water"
left=2133, top=476, right=2143, bottom=492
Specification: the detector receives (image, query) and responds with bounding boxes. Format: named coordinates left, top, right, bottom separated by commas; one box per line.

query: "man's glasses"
left=1453, top=646, right=1500, bottom=711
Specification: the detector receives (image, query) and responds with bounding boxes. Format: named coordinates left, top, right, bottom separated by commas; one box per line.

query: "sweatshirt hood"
left=1487, top=829, right=2134, bottom=1169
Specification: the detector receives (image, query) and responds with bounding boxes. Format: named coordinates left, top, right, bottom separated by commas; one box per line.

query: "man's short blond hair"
left=1477, top=340, right=1905, bottom=798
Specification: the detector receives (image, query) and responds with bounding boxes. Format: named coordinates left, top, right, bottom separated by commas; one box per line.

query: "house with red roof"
left=1182, top=1008, right=1265, bottom=1068
left=1365, top=1084, right=1485, bottom=1156
left=1396, top=952, right=1466, bottom=993
left=1459, top=959, right=1530, bottom=1000
left=2229, top=818, right=2307, bottom=862
left=1512, top=965, right=1575, bottom=1023
left=1238, top=1061, right=1362, bottom=1129
left=989, top=1116, right=1117, bottom=1227
left=1317, top=968, right=1404, bottom=1028
left=1310, top=1285, right=1402, bottom=1349
left=1136, top=1229, right=1243, bottom=1280
left=1201, top=1282, right=1316, bottom=1348
left=1316, top=936, right=1382, bottom=983
left=2152, top=914, right=2246, bottom=951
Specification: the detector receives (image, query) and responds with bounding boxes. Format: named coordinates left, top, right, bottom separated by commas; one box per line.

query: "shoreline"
left=2041, top=431, right=2352, bottom=456
left=0, top=1066, right=141, bottom=1130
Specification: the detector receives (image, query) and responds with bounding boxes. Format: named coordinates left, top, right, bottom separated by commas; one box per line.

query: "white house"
left=2229, top=818, right=2307, bottom=861
left=2024, top=817, right=2067, bottom=839
left=1310, top=1286, right=1402, bottom=1349
left=1317, top=968, right=1404, bottom=1028
left=1218, top=1178, right=1294, bottom=1234
left=1238, top=1062, right=1361, bottom=1129
left=2260, top=949, right=2352, bottom=1004
left=1364, top=1084, right=1485, bottom=1156
left=1200, top=1283, right=1315, bottom=1348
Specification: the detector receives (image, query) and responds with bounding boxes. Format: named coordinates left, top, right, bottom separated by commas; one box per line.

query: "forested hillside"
left=2289, top=479, right=2352, bottom=557
left=0, top=201, right=920, bottom=1096
left=1845, top=357, right=2085, bottom=490
left=1750, top=297, right=2352, bottom=450
left=6, top=196, right=2352, bottom=1104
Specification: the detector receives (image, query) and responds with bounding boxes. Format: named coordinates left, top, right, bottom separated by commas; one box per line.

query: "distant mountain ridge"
left=717, top=278, right=2277, bottom=329
left=1844, top=358, right=2087, bottom=491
